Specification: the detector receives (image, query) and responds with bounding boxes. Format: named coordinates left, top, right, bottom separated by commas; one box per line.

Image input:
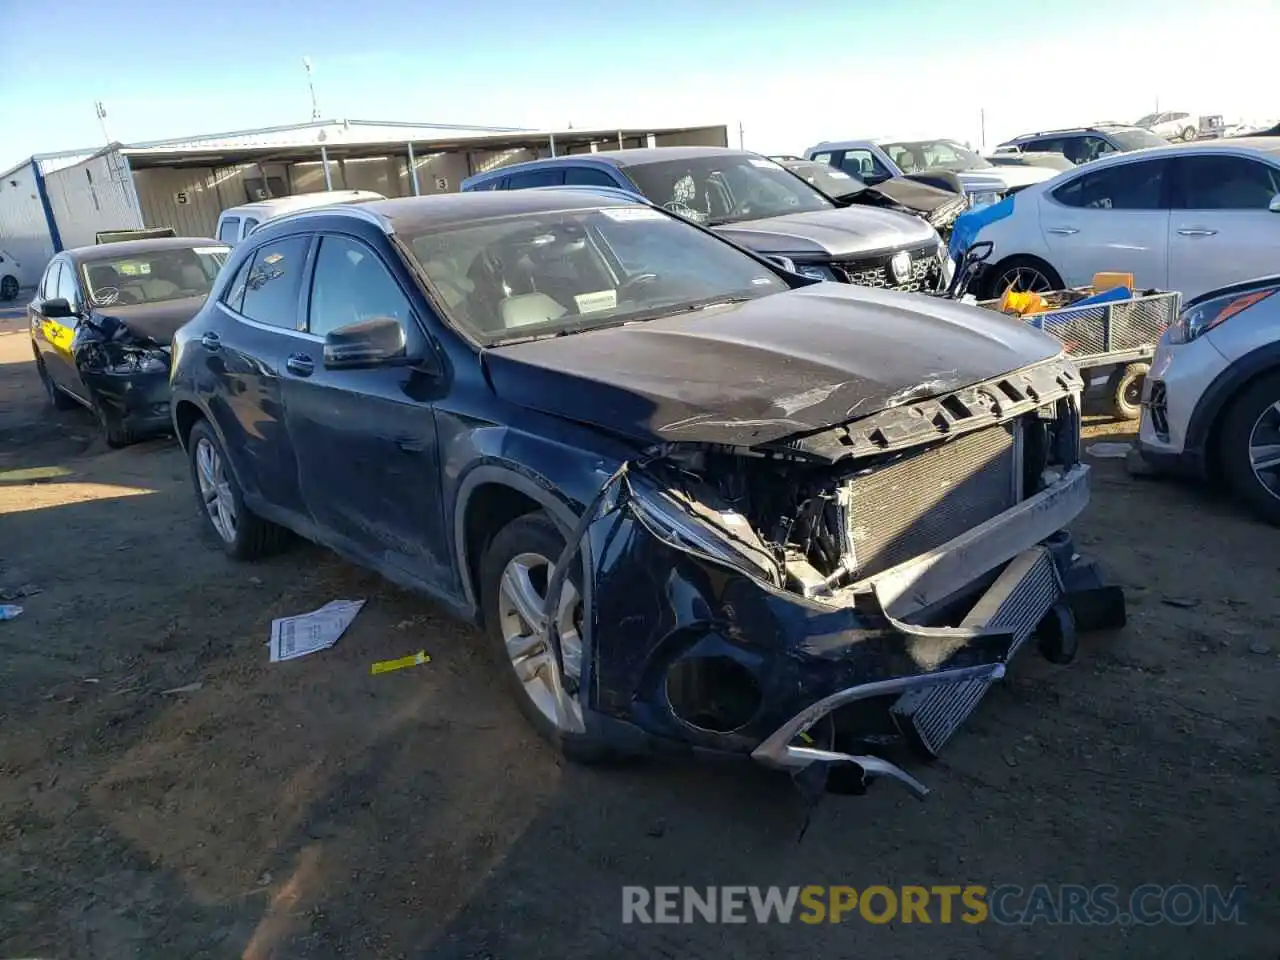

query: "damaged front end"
left=72, top=314, right=174, bottom=436
left=548, top=354, right=1123, bottom=797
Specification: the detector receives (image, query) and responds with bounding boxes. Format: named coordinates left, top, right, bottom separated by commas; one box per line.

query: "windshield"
left=81, top=245, right=230, bottom=307
left=621, top=155, right=834, bottom=224
left=405, top=205, right=789, bottom=345
left=880, top=139, right=993, bottom=173
left=1108, top=128, right=1172, bottom=151
left=1135, top=113, right=1159, bottom=127
left=781, top=161, right=868, bottom=199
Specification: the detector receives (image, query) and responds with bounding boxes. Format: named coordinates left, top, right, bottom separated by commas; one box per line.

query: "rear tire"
left=0, top=275, right=18, bottom=301
left=479, top=511, right=612, bottom=764
left=1105, top=362, right=1149, bottom=421
left=1218, top=371, right=1280, bottom=525
left=982, top=256, right=1063, bottom=299
left=34, top=353, right=79, bottom=411
left=187, top=419, right=290, bottom=559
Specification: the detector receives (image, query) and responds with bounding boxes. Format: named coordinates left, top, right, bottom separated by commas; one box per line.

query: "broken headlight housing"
left=105, top=348, right=169, bottom=375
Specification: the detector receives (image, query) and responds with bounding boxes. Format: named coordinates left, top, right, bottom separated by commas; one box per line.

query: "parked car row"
left=24, top=183, right=1129, bottom=799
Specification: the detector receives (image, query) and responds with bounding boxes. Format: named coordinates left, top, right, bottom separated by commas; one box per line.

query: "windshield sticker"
left=600, top=207, right=665, bottom=222
left=263, top=252, right=284, bottom=265
left=194, top=246, right=231, bottom=255
left=826, top=170, right=852, bottom=179
left=747, top=158, right=779, bottom=168
left=575, top=289, right=618, bottom=314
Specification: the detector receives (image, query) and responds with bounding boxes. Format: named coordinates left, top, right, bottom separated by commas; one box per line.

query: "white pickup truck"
left=804, top=137, right=1057, bottom=207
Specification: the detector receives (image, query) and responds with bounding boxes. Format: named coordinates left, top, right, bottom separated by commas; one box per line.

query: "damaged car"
left=28, top=237, right=231, bottom=446
left=772, top=157, right=970, bottom=241
left=169, top=190, right=1124, bottom=798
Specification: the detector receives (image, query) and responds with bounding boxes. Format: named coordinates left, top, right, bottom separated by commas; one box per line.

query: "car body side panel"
left=1184, top=339, right=1280, bottom=458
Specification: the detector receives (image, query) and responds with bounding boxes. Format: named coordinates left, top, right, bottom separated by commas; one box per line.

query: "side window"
left=1027, top=137, right=1065, bottom=156
left=218, top=217, right=241, bottom=243
left=809, top=151, right=834, bottom=165
left=307, top=236, right=411, bottom=339
left=242, top=218, right=260, bottom=236
left=1052, top=160, right=1165, bottom=210
left=562, top=166, right=619, bottom=187
left=231, top=236, right=311, bottom=328
left=835, top=149, right=886, bottom=179
left=1174, top=156, right=1280, bottom=210
left=1065, top=136, right=1113, bottom=164
left=55, top=262, right=81, bottom=308
left=40, top=261, right=62, bottom=299
left=505, top=169, right=565, bottom=189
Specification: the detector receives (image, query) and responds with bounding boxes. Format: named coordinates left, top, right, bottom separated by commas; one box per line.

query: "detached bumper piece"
left=890, top=546, right=1059, bottom=756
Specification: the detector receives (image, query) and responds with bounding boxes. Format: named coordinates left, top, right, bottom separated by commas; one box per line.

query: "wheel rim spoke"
left=501, top=559, right=547, bottom=632
left=1250, top=443, right=1280, bottom=473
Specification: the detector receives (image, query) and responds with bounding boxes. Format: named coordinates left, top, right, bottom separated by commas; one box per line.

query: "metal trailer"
left=941, top=242, right=1181, bottom=420
left=975, top=288, right=1181, bottom=420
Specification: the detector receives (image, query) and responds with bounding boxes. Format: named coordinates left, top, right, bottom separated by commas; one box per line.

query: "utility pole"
left=979, top=108, right=986, bottom=152
left=303, top=57, right=321, bottom=121
left=94, top=100, right=111, bottom=143
left=738, top=120, right=744, bottom=150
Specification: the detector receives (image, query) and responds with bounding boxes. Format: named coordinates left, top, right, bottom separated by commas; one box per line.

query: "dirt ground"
left=1, top=320, right=1276, bottom=960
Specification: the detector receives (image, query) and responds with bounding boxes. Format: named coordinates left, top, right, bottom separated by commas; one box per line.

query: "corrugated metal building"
left=0, top=118, right=728, bottom=288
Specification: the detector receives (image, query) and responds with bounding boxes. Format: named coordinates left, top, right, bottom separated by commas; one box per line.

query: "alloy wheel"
left=995, top=265, right=1055, bottom=294
left=1248, top=400, right=1280, bottom=500
left=497, top=551, right=584, bottom=731
left=195, top=437, right=238, bottom=543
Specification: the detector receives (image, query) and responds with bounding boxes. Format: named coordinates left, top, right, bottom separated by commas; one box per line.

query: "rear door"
left=1167, top=153, right=1280, bottom=301
left=202, top=234, right=313, bottom=521
left=280, top=232, right=454, bottom=590
left=1038, top=157, right=1171, bottom=290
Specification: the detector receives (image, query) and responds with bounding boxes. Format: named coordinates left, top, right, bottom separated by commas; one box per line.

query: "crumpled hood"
left=484, top=283, right=1064, bottom=451
left=88, top=295, right=207, bottom=346
left=713, top=207, right=938, bottom=259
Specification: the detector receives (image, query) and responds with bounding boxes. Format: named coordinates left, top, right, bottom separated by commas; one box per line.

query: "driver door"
left=46, top=259, right=88, bottom=394
left=280, top=232, right=455, bottom=594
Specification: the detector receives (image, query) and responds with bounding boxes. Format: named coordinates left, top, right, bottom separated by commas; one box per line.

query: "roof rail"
left=265, top=203, right=393, bottom=234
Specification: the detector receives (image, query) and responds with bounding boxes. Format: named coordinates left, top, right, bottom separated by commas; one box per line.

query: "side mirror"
left=42, top=297, right=74, bottom=319
left=1270, top=194, right=1280, bottom=213
left=323, top=316, right=407, bottom=369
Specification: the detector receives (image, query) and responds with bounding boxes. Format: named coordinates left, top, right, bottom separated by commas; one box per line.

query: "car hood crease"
left=89, top=295, right=209, bottom=346
left=483, top=283, right=1063, bottom=452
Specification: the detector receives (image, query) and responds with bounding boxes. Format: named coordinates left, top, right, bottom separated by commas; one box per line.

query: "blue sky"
left=0, top=0, right=1275, bottom=171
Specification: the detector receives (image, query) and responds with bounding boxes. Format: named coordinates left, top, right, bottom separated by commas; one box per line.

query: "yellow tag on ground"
left=370, top=650, right=431, bottom=675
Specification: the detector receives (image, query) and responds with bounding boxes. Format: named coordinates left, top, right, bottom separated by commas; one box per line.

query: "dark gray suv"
left=997, top=125, right=1170, bottom=165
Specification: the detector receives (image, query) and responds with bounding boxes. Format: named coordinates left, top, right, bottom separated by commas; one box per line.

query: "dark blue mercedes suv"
left=168, top=188, right=1121, bottom=796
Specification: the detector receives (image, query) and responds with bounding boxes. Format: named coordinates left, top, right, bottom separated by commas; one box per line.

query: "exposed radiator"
left=841, top=423, right=1020, bottom=579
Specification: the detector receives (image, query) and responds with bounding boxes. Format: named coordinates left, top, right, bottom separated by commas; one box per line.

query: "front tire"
left=1219, top=372, right=1280, bottom=525
left=479, top=511, right=610, bottom=763
left=187, top=419, right=289, bottom=558
left=1179, top=126, right=1197, bottom=142
left=1105, top=362, right=1149, bottom=421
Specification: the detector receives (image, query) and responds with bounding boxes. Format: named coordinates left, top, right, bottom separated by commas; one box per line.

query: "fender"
left=1185, top=340, right=1280, bottom=459
left=451, top=458, right=603, bottom=613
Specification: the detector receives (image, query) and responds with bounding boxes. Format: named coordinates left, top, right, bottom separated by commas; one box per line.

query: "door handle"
left=1046, top=226, right=1079, bottom=235
left=200, top=332, right=221, bottom=350
left=395, top=437, right=427, bottom=453
left=1177, top=228, right=1218, bottom=237
left=285, top=353, right=315, bottom=377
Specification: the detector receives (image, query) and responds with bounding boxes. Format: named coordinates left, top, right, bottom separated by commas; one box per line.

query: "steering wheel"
left=617, top=273, right=660, bottom=300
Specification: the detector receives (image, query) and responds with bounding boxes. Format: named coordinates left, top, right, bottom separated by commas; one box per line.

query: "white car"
left=1135, top=111, right=1199, bottom=142
left=215, top=190, right=384, bottom=245
left=1137, top=276, right=1280, bottom=524
left=952, top=139, right=1280, bottom=302
left=0, top=248, right=21, bottom=301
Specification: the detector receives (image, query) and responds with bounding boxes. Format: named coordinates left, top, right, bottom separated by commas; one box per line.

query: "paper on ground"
left=269, top=599, right=365, bottom=662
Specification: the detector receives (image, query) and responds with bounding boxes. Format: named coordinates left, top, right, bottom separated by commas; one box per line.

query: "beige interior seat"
left=499, top=293, right=567, bottom=329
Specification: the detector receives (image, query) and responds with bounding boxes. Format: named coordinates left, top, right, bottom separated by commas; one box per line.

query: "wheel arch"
left=453, top=464, right=582, bottom=615
left=1185, top=342, right=1280, bottom=474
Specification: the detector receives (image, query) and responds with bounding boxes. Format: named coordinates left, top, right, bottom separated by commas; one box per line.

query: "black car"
left=28, top=237, right=230, bottom=445
left=773, top=157, right=970, bottom=239
left=462, top=148, right=951, bottom=294
left=170, top=190, right=1122, bottom=797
